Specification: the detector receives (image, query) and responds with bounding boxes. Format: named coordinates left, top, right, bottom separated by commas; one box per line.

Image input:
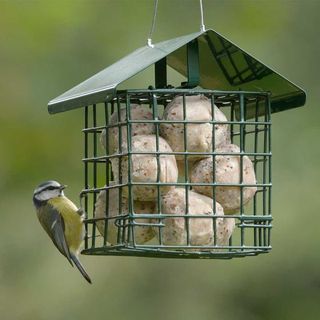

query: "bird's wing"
left=37, top=205, right=74, bottom=267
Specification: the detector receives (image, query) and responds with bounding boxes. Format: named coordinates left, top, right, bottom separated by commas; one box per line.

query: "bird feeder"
left=48, top=29, right=306, bottom=259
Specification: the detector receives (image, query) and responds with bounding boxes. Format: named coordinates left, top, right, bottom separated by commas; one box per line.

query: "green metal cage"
left=80, top=88, right=272, bottom=258
left=47, top=29, right=305, bottom=259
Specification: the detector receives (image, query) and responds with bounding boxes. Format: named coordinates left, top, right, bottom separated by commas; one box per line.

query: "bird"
left=33, top=180, right=91, bottom=284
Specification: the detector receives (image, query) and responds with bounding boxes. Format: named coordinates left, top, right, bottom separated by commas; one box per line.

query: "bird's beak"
left=60, top=185, right=67, bottom=190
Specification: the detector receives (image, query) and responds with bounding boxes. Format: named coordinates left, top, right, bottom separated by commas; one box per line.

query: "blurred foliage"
left=0, top=0, right=319, bottom=319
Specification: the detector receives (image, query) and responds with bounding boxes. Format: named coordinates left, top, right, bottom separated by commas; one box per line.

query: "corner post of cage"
left=267, top=93, right=272, bottom=248
left=83, top=106, right=89, bottom=250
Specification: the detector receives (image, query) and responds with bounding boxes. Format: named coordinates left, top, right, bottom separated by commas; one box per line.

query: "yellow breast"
left=48, top=196, right=84, bottom=253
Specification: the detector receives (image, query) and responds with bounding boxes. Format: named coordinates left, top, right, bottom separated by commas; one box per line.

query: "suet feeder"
left=48, top=29, right=305, bottom=259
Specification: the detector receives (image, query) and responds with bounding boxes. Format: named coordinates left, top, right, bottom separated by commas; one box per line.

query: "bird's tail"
left=70, top=253, right=92, bottom=284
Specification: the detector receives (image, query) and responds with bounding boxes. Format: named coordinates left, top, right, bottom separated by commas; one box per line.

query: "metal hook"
left=147, top=0, right=159, bottom=48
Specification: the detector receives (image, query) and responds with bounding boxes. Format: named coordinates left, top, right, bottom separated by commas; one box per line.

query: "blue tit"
left=33, top=180, right=91, bottom=284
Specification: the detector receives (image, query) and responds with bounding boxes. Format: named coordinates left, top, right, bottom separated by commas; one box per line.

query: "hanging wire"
left=147, top=0, right=205, bottom=48
left=199, top=0, right=206, bottom=32
left=147, top=0, right=159, bottom=48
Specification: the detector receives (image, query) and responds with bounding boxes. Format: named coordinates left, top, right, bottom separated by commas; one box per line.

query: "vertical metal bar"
left=239, top=93, right=245, bottom=249
left=267, top=94, right=272, bottom=247
left=253, top=97, right=259, bottom=248
left=182, top=94, right=190, bottom=246
left=210, top=94, right=217, bottom=248
left=229, top=101, right=235, bottom=250
left=262, top=97, right=268, bottom=247
left=103, top=102, right=110, bottom=246
left=91, top=104, right=97, bottom=249
left=152, top=92, right=162, bottom=246
left=230, top=101, right=234, bottom=144
left=110, top=101, right=115, bottom=182
left=126, top=93, right=134, bottom=246
left=84, top=106, right=89, bottom=249
left=116, top=96, right=124, bottom=245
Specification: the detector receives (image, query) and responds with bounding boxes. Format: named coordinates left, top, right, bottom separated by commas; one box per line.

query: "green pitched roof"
left=48, top=29, right=306, bottom=114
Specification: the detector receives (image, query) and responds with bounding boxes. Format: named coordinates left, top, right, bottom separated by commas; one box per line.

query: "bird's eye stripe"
left=34, top=185, right=59, bottom=195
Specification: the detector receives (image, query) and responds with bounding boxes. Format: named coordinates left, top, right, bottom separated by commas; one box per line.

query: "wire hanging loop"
left=147, top=0, right=205, bottom=47
left=199, top=0, right=206, bottom=32
left=147, top=0, right=159, bottom=48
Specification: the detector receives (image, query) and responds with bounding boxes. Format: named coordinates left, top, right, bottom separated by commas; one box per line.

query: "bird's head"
left=33, top=180, right=66, bottom=205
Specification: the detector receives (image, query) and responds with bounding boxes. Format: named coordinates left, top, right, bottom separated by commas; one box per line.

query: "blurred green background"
left=1, top=0, right=319, bottom=319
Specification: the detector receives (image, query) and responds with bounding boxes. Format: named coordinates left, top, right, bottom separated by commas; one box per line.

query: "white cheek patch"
left=36, top=189, right=60, bottom=201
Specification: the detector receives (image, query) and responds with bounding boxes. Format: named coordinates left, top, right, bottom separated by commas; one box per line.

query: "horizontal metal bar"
left=81, top=247, right=271, bottom=259
left=82, top=243, right=272, bottom=251
left=121, top=88, right=271, bottom=96
left=127, top=244, right=272, bottom=250
left=85, top=215, right=129, bottom=223
left=232, top=128, right=270, bottom=136
left=119, top=181, right=269, bottom=187
left=80, top=182, right=271, bottom=192
left=237, top=223, right=272, bottom=228
left=84, top=214, right=272, bottom=221
left=82, top=120, right=271, bottom=133
left=80, top=184, right=128, bottom=195
left=253, top=158, right=268, bottom=163
left=82, top=151, right=272, bottom=162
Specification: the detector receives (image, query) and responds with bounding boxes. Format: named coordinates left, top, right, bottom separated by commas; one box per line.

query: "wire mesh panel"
left=80, top=89, right=272, bottom=259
